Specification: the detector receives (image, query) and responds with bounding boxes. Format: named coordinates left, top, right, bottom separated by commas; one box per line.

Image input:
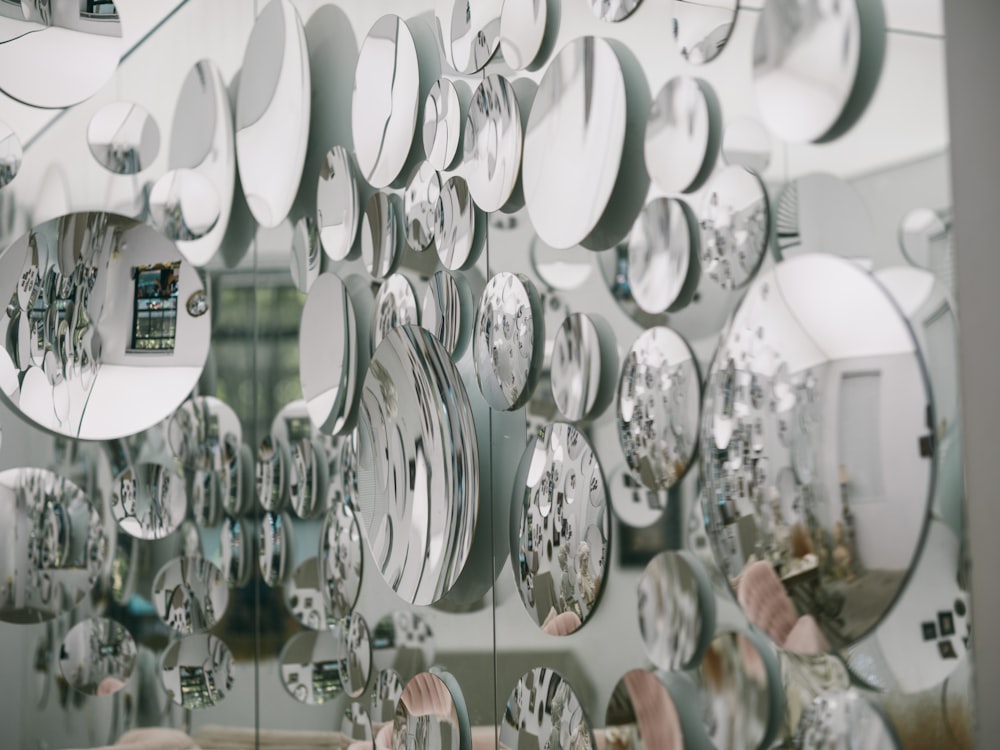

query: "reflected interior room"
left=0, top=0, right=992, bottom=749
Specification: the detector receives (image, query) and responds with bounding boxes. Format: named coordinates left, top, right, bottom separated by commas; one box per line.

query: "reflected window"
left=131, top=262, right=180, bottom=352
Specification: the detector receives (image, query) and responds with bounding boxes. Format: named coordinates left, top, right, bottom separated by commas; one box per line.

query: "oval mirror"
left=393, top=670, right=468, bottom=750
left=149, top=168, right=222, bottom=243
left=87, top=101, right=160, bottom=175
left=316, top=146, right=361, bottom=262
left=500, top=668, right=594, bottom=749
left=644, top=77, right=717, bottom=194
left=674, top=0, right=738, bottom=65
left=464, top=74, right=523, bottom=213
left=499, top=0, right=547, bottom=71
left=699, top=165, right=770, bottom=290
left=111, top=462, right=187, bottom=541
left=59, top=618, right=136, bottom=697
left=153, top=556, right=228, bottom=635
left=371, top=274, right=419, bottom=352
left=362, top=192, right=400, bottom=280
left=550, top=313, right=614, bottom=422
left=404, top=161, right=441, bottom=252
left=259, top=510, right=293, bottom=587
left=627, top=198, right=696, bottom=316
left=422, top=270, right=471, bottom=359
left=435, top=0, right=502, bottom=74
left=423, top=78, right=462, bottom=171
left=321, top=495, right=363, bottom=620
left=220, top=515, right=253, bottom=588
left=435, top=175, right=483, bottom=271
left=0, top=122, right=24, bottom=189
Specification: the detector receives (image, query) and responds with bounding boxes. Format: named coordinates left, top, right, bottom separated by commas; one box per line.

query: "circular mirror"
left=0, top=122, right=24, bottom=189
left=300, top=273, right=367, bottom=437
left=290, top=216, right=321, bottom=293
left=605, top=670, right=684, bottom=750
left=372, top=274, right=419, bottom=351
left=774, top=173, right=875, bottom=262
left=220, top=515, right=252, bottom=588
left=0, top=3, right=122, bottom=108
left=551, top=313, right=612, bottom=421
left=698, top=631, right=782, bottom=750
left=356, top=326, right=480, bottom=606
left=321, top=496, right=363, bottom=620
left=0, top=468, right=103, bottom=623
left=627, top=198, right=696, bottom=316
left=316, top=146, right=361, bottom=262
left=372, top=669, right=406, bottom=722
left=699, top=165, right=770, bottom=290
left=500, top=668, right=594, bottom=749
left=59, top=618, right=136, bottom=697
left=235, top=0, right=310, bottom=228
left=87, top=102, right=159, bottom=175
left=153, top=557, right=228, bottom=635
left=393, top=671, right=468, bottom=750
left=0, top=213, right=211, bottom=440
left=422, top=270, right=471, bottom=359
left=279, top=614, right=372, bottom=703
left=753, top=0, right=875, bottom=144
left=796, top=689, right=900, bottom=749
left=637, top=551, right=714, bottom=671
left=289, top=437, right=329, bottom=519
left=474, top=272, right=544, bottom=411
left=523, top=36, right=628, bottom=249
left=160, top=634, right=234, bottom=709
left=722, top=117, right=772, bottom=173
left=899, top=208, right=950, bottom=271
left=590, top=0, right=642, bottom=23
left=362, top=192, right=400, bottom=280
left=169, top=60, right=235, bottom=267
left=256, top=433, right=289, bottom=512
left=644, top=77, right=716, bottom=194
left=435, top=0, right=502, bottom=74
left=111, top=463, right=187, bottom=541
left=404, top=161, right=441, bottom=252
left=464, top=74, right=523, bottom=213
left=149, top=169, right=222, bottom=243
left=259, top=510, right=293, bottom=587
left=352, top=15, right=420, bottom=188
left=674, top=0, right=738, bottom=64
left=499, top=0, right=547, bottom=71
left=617, top=326, right=701, bottom=494
left=701, top=254, right=932, bottom=652
left=435, top=175, right=483, bottom=271
left=511, top=422, right=610, bottom=635
left=372, top=612, right=435, bottom=680
left=423, top=78, right=462, bottom=171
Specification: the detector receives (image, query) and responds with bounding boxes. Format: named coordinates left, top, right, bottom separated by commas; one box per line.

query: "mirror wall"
left=0, top=1, right=971, bottom=749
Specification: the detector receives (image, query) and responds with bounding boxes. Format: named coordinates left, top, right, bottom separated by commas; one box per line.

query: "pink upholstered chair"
left=737, top=560, right=830, bottom=654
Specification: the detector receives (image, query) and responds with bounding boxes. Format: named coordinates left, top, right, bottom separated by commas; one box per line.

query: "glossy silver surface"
left=590, top=0, right=642, bottom=23
left=605, top=670, right=683, bottom=750
left=279, top=614, right=372, bottom=703
left=371, top=274, right=419, bottom=351
left=523, top=36, right=627, bottom=249
left=258, top=510, right=293, bottom=587
left=289, top=438, right=329, bottom=520
left=701, top=255, right=932, bottom=651
left=0, top=213, right=211, bottom=440
left=551, top=313, right=605, bottom=421
left=160, top=633, right=234, bottom=709
left=340, top=703, right=374, bottom=749
left=796, top=690, right=900, bottom=749
left=511, top=423, right=610, bottom=635
left=321, top=495, right=363, bottom=620
left=753, top=0, right=863, bottom=143
left=149, top=169, right=222, bottom=242
left=435, top=175, right=482, bottom=271
left=698, top=631, right=780, bottom=750
left=289, top=216, right=321, bottom=293
left=59, top=618, right=136, bottom=697
left=111, top=463, right=187, bottom=541
left=87, top=101, right=159, bottom=175
left=774, top=172, right=875, bottom=261
left=285, top=556, right=330, bottom=630
left=361, top=192, right=400, bottom=280
left=0, top=121, right=21, bottom=189
left=899, top=208, right=950, bottom=271
left=220, top=516, right=252, bottom=588
left=316, top=146, right=361, bottom=262
left=423, top=78, right=462, bottom=171
left=500, top=668, right=594, bottom=749
left=352, top=15, right=420, bottom=188
left=637, top=551, right=713, bottom=671
left=152, top=557, right=228, bottom=635
left=235, top=0, right=311, bottom=227
left=393, top=671, right=465, bottom=750
left=499, top=0, right=547, bottom=70
left=356, top=326, right=480, bottom=606
left=722, top=117, right=772, bottom=173
left=371, top=669, right=406, bottom=723
left=0, top=468, right=102, bottom=623
left=617, top=326, right=700, bottom=494
left=644, top=77, right=715, bottom=194
left=404, top=161, right=441, bottom=252
left=464, top=74, right=523, bottom=212
left=372, top=612, right=435, bottom=681
left=699, top=165, right=770, bottom=289
left=422, top=270, right=469, bottom=359
left=673, top=0, right=738, bottom=65
left=435, top=0, right=502, bottom=74
left=0, top=3, right=121, bottom=108
left=169, top=60, right=235, bottom=267
left=300, top=273, right=364, bottom=437
left=474, top=272, right=543, bottom=411
left=627, top=198, right=694, bottom=315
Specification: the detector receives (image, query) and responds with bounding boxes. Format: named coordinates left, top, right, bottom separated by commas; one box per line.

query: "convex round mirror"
left=59, top=618, right=136, bottom=697
left=160, top=634, right=234, bottom=709
left=501, top=668, right=594, bottom=749
left=87, top=102, right=160, bottom=175
left=153, top=557, right=228, bottom=634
